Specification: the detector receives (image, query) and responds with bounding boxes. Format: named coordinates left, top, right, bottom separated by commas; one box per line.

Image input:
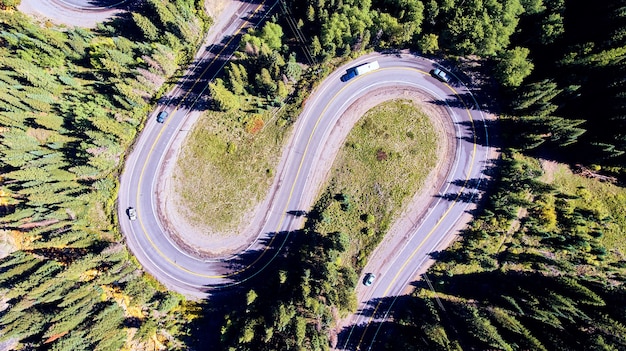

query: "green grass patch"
left=173, top=106, right=288, bottom=233
left=313, top=99, right=440, bottom=268
left=551, top=163, right=626, bottom=257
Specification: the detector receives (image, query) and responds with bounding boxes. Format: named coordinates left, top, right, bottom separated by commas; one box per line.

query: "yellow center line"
left=134, top=53, right=476, bottom=295
left=217, top=60, right=368, bottom=278
left=134, top=1, right=267, bottom=279
left=354, top=74, right=480, bottom=349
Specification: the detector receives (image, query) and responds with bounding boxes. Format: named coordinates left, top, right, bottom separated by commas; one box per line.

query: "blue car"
left=341, top=69, right=357, bottom=82
left=156, top=111, right=168, bottom=123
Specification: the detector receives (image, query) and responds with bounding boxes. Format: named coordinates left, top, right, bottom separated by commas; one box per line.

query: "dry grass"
left=314, top=99, right=440, bottom=265
left=550, top=163, right=626, bottom=257
left=173, top=108, right=286, bottom=233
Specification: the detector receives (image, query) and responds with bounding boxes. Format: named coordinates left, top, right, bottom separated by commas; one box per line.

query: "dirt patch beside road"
left=158, top=85, right=457, bottom=261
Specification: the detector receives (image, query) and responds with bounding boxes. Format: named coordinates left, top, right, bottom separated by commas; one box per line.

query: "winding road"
left=119, top=50, right=490, bottom=296
left=18, top=0, right=127, bottom=28
left=334, top=59, right=490, bottom=350
left=112, top=4, right=492, bottom=350
left=17, top=0, right=491, bottom=348
left=111, top=2, right=491, bottom=349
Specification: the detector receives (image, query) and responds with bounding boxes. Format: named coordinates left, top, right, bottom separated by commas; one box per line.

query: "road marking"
left=349, top=76, right=482, bottom=351
left=128, top=54, right=486, bottom=306
left=133, top=1, right=269, bottom=280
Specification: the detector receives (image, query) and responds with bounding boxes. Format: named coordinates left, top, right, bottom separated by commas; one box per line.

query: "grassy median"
left=174, top=98, right=440, bottom=244
left=312, top=99, right=440, bottom=267
left=173, top=107, right=287, bottom=234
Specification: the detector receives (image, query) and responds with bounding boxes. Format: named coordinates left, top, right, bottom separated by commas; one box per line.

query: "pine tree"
left=255, top=68, right=277, bottom=96
left=495, top=46, right=534, bottom=88
left=513, top=79, right=562, bottom=117
left=132, top=12, right=159, bottom=41
left=226, top=63, right=248, bottom=95
left=209, top=78, right=240, bottom=111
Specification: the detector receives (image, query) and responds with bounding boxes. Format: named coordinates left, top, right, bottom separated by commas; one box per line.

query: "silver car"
left=127, top=207, right=137, bottom=221
left=156, top=111, right=168, bottom=123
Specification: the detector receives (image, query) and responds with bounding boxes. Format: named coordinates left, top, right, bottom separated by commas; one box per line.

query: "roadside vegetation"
left=313, top=99, right=439, bottom=268
left=173, top=19, right=315, bottom=232
left=380, top=151, right=626, bottom=350
left=216, top=0, right=626, bottom=350
left=217, top=99, right=440, bottom=350
left=551, top=163, right=626, bottom=256
left=1, top=0, right=625, bottom=350
left=0, top=1, right=210, bottom=349
left=174, top=107, right=286, bottom=233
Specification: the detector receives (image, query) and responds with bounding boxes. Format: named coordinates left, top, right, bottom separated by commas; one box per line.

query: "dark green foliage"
left=187, top=20, right=289, bottom=113
left=209, top=78, right=240, bottom=111
left=434, top=0, right=524, bottom=56
left=132, top=12, right=160, bottom=41
left=1, top=0, right=624, bottom=349
left=503, top=115, right=586, bottom=149
left=287, top=0, right=424, bottom=55
left=512, top=79, right=562, bottom=117
left=225, top=62, right=248, bottom=95
left=495, top=46, right=534, bottom=87
left=219, top=191, right=359, bottom=350
left=0, top=3, right=211, bottom=349
left=284, top=0, right=626, bottom=170
left=254, top=68, right=278, bottom=96
left=381, top=151, right=626, bottom=350
left=501, top=0, right=626, bottom=168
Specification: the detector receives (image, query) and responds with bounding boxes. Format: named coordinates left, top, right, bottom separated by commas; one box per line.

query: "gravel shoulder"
left=156, top=0, right=260, bottom=258
left=159, top=84, right=458, bottom=263
left=19, top=0, right=496, bottom=308
left=16, top=0, right=459, bottom=266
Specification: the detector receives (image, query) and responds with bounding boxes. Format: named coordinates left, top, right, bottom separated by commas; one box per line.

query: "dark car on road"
left=156, top=111, right=168, bottom=123
left=363, top=273, right=376, bottom=286
left=340, top=69, right=357, bottom=82
left=431, top=68, right=451, bottom=83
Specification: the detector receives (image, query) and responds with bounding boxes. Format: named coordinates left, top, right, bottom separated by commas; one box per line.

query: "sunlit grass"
left=552, top=164, right=626, bottom=257
left=173, top=106, right=287, bottom=234
left=314, top=99, right=440, bottom=267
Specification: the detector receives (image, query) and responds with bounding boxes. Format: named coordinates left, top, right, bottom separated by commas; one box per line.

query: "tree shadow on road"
left=434, top=157, right=499, bottom=219
left=85, top=0, right=133, bottom=9
left=187, top=229, right=296, bottom=347
left=335, top=294, right=415, bottom=351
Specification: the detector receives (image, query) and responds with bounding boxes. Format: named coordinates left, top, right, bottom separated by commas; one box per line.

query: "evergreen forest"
left=0, top=0, right=624, bottom=350
left=0, top=1, right=210, bottom=349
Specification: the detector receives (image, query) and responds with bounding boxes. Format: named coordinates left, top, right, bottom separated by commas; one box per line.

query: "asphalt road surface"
left=120, top=47, right=490, bottom=302
left=117, top=7, right=490, bottom=351
left=19, top=0, right=491, bottom=348
left=52, top=0, right=128, bottom=9
left=119, top=0, right=285, bottom=298
left=18, top=0, right=128, bottom=28
left=294, top=55, right=491, bottom=351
